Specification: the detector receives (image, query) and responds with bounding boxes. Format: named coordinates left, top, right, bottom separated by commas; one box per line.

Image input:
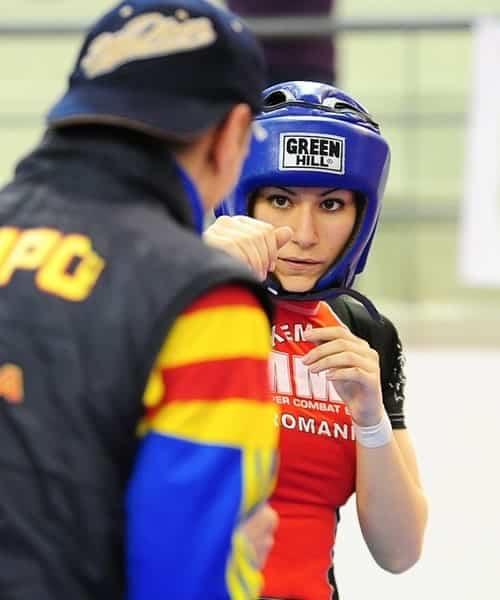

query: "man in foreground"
left=0, top=1, right=282, bottom=598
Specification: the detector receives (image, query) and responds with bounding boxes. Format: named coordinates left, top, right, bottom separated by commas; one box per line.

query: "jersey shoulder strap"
left=326, top=295, right=374, bottom=345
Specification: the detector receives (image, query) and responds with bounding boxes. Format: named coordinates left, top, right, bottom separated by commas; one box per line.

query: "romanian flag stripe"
left=148, top=400, right=278, bottom=450
left=161, top=357, right=270, bottom=403
left=127, top=433, right=248, bottom=598
left=183, top=284, right=264, bottom=314
left=156, top=304, right=270, bottom=368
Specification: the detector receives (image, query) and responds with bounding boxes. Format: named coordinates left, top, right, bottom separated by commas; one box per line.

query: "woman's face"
left=253, top=186, right=357, bottom=293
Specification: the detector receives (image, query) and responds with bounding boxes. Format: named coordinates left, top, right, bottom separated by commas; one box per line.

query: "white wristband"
left=353, top=411, right=392, bottom=448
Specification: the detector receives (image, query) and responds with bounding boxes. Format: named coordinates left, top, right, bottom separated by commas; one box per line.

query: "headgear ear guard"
left=216, top=81, right=391, bottom=301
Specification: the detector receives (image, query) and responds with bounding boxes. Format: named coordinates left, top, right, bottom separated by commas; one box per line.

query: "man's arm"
left=126, top=284, right=278, bottom=600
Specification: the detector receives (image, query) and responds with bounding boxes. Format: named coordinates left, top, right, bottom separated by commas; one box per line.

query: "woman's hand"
left=302, top=325, right=384, bottom=427
left=203, top=215, right=293, bottom=281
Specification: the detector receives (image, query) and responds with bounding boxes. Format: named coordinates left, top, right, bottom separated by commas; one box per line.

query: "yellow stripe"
left=235, top=541, right=262, bottom=598
left=147, top=399, right=278, bottom=450
left=143, top=369, right=164, bottom=408
left=226, top=531, right=262, bottom=600
left=157, top=305, right=270, bottom=368
left=242, top=449, right=259, bottom=515
left=241, top=448, right=277, bottom=514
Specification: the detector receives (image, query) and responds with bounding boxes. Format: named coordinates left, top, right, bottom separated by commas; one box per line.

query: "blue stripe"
left=126, top=432, right=243, bottom=600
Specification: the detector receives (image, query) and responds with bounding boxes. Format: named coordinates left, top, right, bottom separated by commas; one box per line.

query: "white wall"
left=335, top=348, right=500, bottom=599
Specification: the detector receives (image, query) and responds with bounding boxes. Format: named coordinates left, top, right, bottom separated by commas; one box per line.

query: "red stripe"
left=183, top=284, right=263, bottom=315
left=146, top=356, right=270, bottom=419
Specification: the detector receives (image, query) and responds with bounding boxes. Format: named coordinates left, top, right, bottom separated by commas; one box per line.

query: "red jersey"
left=262, top=299, right=356, bottom=600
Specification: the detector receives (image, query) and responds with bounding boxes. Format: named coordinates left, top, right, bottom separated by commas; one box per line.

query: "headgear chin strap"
left=265, top=276, right=382, bottom=321
left=217, top=80, right=391, bottom=303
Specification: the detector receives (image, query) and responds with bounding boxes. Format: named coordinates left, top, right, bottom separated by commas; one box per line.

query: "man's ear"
left=210, top=103, right=253, bottom=174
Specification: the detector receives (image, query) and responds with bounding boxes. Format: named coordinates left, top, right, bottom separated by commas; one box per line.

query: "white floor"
left=334, top=348, right=500, bottom=599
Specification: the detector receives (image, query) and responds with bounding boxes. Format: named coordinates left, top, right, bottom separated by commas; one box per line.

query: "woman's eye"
left=269, top=195, right=291, bottom=208
left=321, top=198, right=342, bottom=211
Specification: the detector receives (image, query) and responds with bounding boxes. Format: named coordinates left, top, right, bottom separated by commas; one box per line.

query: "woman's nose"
left=291, top=206, right=319, bottom=247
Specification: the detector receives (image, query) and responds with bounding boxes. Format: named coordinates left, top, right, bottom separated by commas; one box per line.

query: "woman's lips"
left=279, top=257, right=323, bottom=270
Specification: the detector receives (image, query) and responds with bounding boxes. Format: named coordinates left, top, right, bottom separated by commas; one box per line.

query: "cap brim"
left=47, top=83, right=236, bottom=141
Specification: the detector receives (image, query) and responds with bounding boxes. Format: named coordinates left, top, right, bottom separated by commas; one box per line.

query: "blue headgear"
left=216, top=81, right=390, bottom=300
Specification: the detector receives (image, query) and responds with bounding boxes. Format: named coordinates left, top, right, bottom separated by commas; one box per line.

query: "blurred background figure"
left=227, top=0, right=336, bottom=84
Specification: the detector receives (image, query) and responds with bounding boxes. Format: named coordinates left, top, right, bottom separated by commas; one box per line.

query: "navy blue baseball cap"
left=47, top=0, right=267, bottom=139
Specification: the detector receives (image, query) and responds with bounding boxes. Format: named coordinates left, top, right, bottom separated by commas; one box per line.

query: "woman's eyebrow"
left=271, top=186, right=297, bottom=196
left=274, top=185, right=297, bottom=196
left=320, top=188, right=341, bottom=196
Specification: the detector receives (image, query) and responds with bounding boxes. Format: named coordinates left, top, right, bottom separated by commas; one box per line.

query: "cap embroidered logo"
left=81, top=12, right=217, bottom=78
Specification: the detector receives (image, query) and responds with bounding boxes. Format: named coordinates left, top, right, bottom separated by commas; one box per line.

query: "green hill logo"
left=279, top=133, right=345, bottom=174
